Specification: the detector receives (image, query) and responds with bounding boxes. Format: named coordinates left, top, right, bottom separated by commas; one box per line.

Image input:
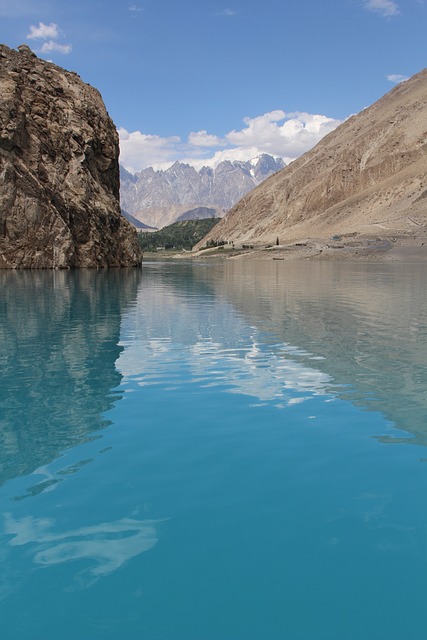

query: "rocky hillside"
left=120, top=154, right=285, bottom=229
left=198, top=69, right=427, bottom=248
left=0, top=44, right=141, bottom=268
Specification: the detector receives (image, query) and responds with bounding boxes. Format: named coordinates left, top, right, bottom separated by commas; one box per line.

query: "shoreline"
left=146, top=232, right=427, bottom=262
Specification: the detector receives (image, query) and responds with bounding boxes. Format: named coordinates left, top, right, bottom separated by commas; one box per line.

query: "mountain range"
left=198, top=69, right=427, bottom=251
left=120, top=154, right=285, bottom=229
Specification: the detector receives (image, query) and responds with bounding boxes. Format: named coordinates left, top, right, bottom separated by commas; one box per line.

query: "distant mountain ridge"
left=120, top=154, right=285, bottom=229
left=121, top=209, right=156, bottom=230
left=197, top=69, right=427, bottom=249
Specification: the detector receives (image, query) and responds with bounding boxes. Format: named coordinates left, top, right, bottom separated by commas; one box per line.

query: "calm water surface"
left=1, top=260, right=427, bottom=639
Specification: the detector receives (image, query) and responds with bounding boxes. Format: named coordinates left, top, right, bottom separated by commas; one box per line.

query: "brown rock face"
left=0, top=44, right=142, bottom=268
left=198, top=68, right=427, bottom=247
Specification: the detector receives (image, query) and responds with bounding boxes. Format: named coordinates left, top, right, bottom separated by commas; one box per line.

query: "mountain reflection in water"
left=0, top=269, right=141, bottom=486
left=126, top=260, right=427, bottom=446
left=1, top=260, right=427, bottom=639
left=204, top=260, right=427, bottom=445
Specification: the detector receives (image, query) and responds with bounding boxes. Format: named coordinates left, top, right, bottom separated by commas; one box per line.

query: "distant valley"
left=120, top=154, right=285, bottom=229
left=138, top=218, right=220, bottom=252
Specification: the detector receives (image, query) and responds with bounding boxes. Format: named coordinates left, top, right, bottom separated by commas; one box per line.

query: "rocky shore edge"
left=153, top=232, right=427, bottom=262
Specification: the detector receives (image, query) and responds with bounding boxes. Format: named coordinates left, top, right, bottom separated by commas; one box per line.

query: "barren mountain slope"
left=198, top=69, right=427, bottom=248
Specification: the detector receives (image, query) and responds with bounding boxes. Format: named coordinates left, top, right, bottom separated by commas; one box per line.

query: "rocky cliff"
left=198, top=69, right=427, bottom=248
left=120, top=154, right=285, bottom=229
left=0, top=44, right=141, bottom=268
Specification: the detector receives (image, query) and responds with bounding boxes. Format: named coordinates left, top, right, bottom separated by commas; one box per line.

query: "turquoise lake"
left=1, top=259, right=427, bottom=639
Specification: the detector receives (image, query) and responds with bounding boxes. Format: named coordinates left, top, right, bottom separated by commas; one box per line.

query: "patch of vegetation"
left=138, top=217, right=220, bottom=252
left=199, top=239, right=226, bottom=250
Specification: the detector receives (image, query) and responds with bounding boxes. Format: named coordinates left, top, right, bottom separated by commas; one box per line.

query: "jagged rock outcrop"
left=198, top=69, right=427, bottom=248
left=0, top=44, right=142, bottom=268
left=120, top=154, right=285, bottom=229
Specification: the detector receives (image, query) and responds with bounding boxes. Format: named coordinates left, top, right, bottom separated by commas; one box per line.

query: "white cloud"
left=364, top=0, right=400, bottom=17
left=128, top=4, right=143, bottom=11
left=387, top=73, right=409, bottom=83
left=40, top=41, right=72, bottom=55
left=27, top=21, right=59, bottom=40
left=119, top=128, right=182, bottom=173
left=188, top=130, right=224, bottom=147
left=119, top=110, right=343, bottom=173
left=26, top=19, right=72, bottom=55
left=224, top=110, right=342, bottom=163
left=189, top=145, right=263, bottom=169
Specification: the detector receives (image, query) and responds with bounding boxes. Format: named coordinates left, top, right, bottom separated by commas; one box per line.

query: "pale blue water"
left=1, top=260, right=427, bottom=639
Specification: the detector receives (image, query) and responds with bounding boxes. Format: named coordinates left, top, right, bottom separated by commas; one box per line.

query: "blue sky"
left=1, top=0, right=425, bottom=171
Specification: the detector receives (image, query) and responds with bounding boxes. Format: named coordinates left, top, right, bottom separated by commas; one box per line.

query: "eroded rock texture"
left=0, top=44, right=142, bottom=268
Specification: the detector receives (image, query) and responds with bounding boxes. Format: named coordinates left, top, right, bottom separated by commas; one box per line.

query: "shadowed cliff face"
left=0, top=44, right=141, bottom=268
left=0, top=268, right=142, bottom=486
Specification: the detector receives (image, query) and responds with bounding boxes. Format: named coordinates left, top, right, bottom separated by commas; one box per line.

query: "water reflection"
left=0, top=269, right=141, bottom=486
left=200, top=260, right=427, bottom=444
left=1, top=260, right=427, bottom=638
left=119, top=262, right=335, bottom=409
left=124, top=260, right=427, bottom=444
left=4, top=513, right=160, bottom=588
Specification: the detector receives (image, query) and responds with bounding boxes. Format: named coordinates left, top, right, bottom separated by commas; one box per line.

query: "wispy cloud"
left=119, top=110, right=343, bottom=173
left=364, top=0, right=400, bottom=17
left=40, top=41, right=72, bottom=55
left=27, top=22, right=59, bottom=39
left=0, top=1, right=49, bottom=18
left=188, top=130, right=224, bottom=147
left=387, top=73, right=409, bottom=83
left=213, top=8, right=237, bottom=16
left=128, top=4, right=144, bottom=12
